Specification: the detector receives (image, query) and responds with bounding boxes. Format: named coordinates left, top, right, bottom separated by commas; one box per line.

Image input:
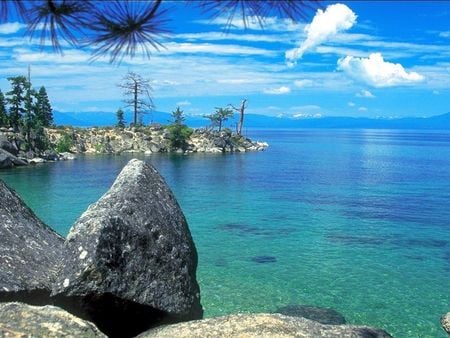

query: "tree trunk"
left=237, top=99, right=247, bottom=136
left=134, top=81, right=138, bottom=126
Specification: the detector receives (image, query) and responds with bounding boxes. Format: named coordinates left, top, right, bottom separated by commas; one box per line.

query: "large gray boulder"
left=52, top=159, right=202, bottom=337
left=0, top=180, right=64, bottom=303
left=138, top=313, right=392, bottom=338
left=0, top=302, right=105, bottom=337
left=442, top=312, right=450, bottom=335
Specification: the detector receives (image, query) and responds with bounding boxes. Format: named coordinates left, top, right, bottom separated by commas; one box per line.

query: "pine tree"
left=0, top=90, right=8, bottom=127
left=35, top=86, right=53, bottom=127
left=116, top=108, right=125, bottom=128
left=6, top=76, right=27, bottom=131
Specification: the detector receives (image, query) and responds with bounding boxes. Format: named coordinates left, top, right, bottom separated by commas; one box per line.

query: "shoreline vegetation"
left=0, top=125, right=268, bottom=169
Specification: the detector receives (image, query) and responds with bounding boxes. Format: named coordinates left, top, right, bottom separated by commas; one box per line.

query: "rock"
left=441, top=312, right=450, bottom=335
left=0, top=148, right=27, bottom=169
left=0, top=136, right=18, bottom=155
left=60, top=152, right=77, bottom=160
left=138, top=313, right=392, bottom=338
left=0, top=180, right=64, bottom=304
left=52, top=159, right=202, bottom=337
left=29, top=157, right=46, bottom=164
left=0, top=302, right=106, bottom=337
left=275, top=305, right=346, bottom=325
left=42, top=150, right=59, bottom=161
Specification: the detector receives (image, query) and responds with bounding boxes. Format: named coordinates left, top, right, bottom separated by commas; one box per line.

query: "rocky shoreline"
left=0, top=159, right=398, bottom=337
left=0, top=126, right=268, bottom=169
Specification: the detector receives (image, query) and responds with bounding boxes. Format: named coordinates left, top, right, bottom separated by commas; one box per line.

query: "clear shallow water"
left=1, top=129, right=449, bottom=337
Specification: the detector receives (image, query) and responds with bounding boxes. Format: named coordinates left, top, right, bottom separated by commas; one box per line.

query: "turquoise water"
left=1, top=129, right=449, bottom=337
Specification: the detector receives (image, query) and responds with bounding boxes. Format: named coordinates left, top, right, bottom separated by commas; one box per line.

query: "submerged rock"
left=441, top=312, right=450, bottom=335
left=0, top=302, right=105, bottom=337
left=0, top=180, right=64, bottom=304
left=275, top=305, right=346, bottom=325
left=138, top=313, right=392, bottom=338
left=251, top=255, right=277, bottom=264
left=52, top=159, right=202, bottom=337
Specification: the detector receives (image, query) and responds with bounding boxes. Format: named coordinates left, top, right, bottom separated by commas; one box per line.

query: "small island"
left=0, top=75, right=268, bottom=169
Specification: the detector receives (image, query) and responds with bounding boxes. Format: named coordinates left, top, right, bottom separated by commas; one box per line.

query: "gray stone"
left=60, top=152, right=77, bottom=160
left=138, top=313, right=392, bottom=338
left=442, top=312, right=450, bottom=335
left=52, top=159, right=202, bottom=337
left=0, top=136, right=18, bottom=155
left=275, top=305, right=346, bottom=325
left=42, top=150, right=59, bottom=161
left=0, top=180, right=64, bottom=303
left=29, top=157, right=46, bottom=164
left=0, top=302, right=106, bottom=337
left=0, top=149, right=27, bottom=169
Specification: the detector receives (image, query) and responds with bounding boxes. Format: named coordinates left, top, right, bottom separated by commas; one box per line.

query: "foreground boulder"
left=0, top=180, right=64, bottom=304
left=442, top=312, right=450, bottom=335
left=0, top=302, right=105, bottom=337
left=275, top=304, right=346, bottom=325
left=52, top=159, right=202, bottom=337
left=139, top=313, right=392, bottom=338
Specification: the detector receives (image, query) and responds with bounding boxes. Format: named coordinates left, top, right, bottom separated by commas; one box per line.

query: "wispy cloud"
left=176, top=100, right=191, bottom=106
left=195, top=16, right=304, bottom=32
left=286, top=3, right=357, bottom=66
left=338, top=53, right=424, bottom=87
left=293, top=79, right=313, bottom=88
left=263, top=86, right=291, bottom=95
left=162, top=42, right=275, bottom=56
left=439, top=31, right=450, bottom=38
left=0, top=22, right=25, bottom=35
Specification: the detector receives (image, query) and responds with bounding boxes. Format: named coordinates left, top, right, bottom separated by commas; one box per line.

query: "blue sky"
left=0, top=1, right=449, bottom=118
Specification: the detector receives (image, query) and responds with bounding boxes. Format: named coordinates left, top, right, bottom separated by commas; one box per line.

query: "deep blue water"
left=1, top=129, right=449, bottom=337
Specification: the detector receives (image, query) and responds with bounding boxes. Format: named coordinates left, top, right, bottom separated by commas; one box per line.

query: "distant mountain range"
left=53, top=111, right=450, bottom=130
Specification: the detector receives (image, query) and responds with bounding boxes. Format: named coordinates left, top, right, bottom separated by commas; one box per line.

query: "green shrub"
left=167, top=124, right=193, bottom=151
left=55, top=133, right=74, bottom=153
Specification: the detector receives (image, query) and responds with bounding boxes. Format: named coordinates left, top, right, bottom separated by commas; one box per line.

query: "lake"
left=1, top=129, right=449, bottom=337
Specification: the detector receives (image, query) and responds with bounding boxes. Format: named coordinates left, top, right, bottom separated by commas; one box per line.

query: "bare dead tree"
left=229, top=98, right=247, bottom=136
left=118, top=72, right=154, bottom=126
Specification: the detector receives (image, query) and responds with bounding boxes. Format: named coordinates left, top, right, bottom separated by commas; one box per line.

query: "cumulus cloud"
left=0, top=22, right=25, bottom=35
left=286, top=3, right=357, bottom=66
left=338, top=53, right=424, bottom=87
left=358, top=107, right=368, bottom=112
left=356, top=89, right=375, bottom=98
left=263, top=86, right=291, bottom=95
left=348, top=101, right=356, bottom=107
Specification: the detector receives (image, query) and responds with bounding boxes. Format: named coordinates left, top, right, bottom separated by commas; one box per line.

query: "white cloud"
left=286, top=3, right=357, bottom=66
left=338, top=53, right=424, bottom=87
left=263, top=86, right=291, bottom=95
left=163, top=42, right=274, bottom=56
left=195, top=16, right=303, bottom=32
left=176, top=100, right=191, bottom=106
left=293, top=79, right=313, bottom=88
left=348, top=101, right=355, bottom=107
left=439, top=31, right=450, bottom=38
left=292, top=113, right=323, bottom=119
left=358, top=107, right=368, bottom=112
left=0, top=22, right=25, bottom=35
left=356, top=89, right=375, bottom=98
